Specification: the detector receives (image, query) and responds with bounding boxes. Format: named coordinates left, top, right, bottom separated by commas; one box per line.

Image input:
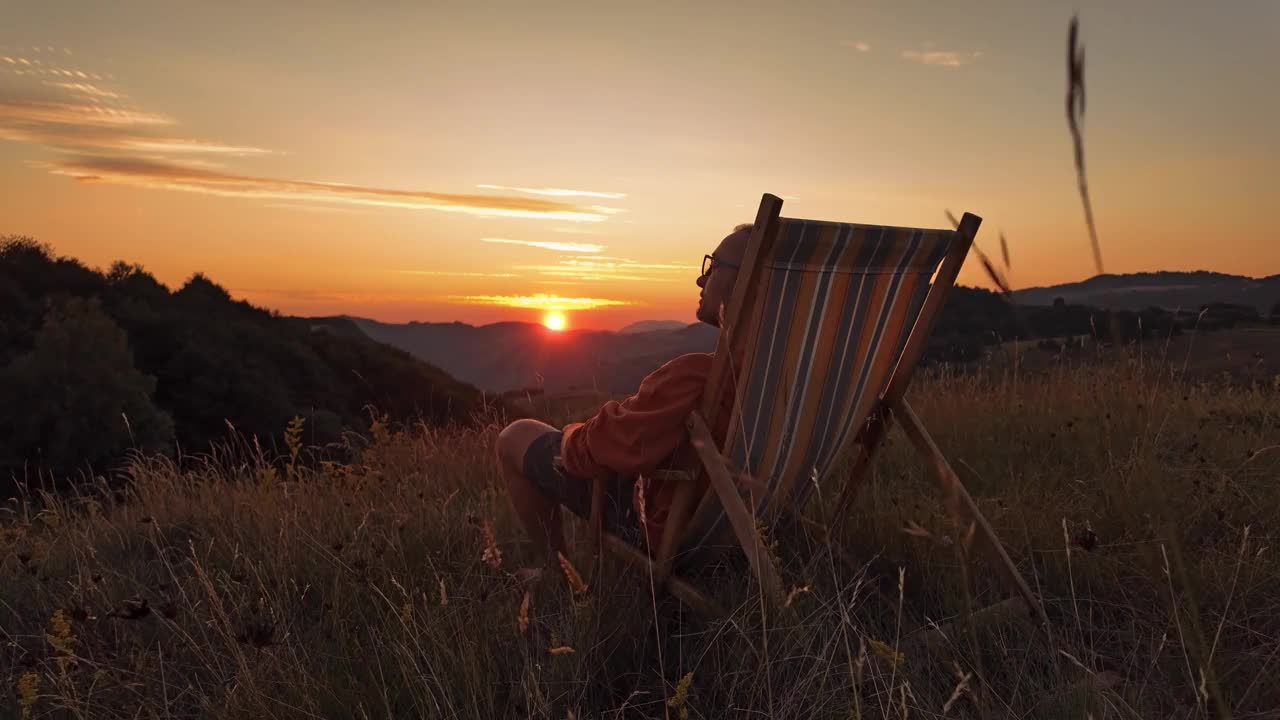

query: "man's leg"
left=495, top=418, right=567, bottom=562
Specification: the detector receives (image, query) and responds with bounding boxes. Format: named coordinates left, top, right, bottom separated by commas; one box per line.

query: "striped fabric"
left=685, top=218, right=955, bottom=550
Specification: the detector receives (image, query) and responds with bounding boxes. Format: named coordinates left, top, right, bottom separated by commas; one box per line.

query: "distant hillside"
left=352, top=280, right=1280, bottom=394
left=351, top=317, right=720, bottom=394
left=0, top=236, right=487, bottom=482
left=349, top=287, right=1030, bottom=393
left=1013, top=271, right=1280, bottom=312
left=619, top=320, right=689, bottom=334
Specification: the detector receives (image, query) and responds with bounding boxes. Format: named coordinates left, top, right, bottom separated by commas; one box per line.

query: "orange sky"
left=2, top=1, right=1277, bottom=329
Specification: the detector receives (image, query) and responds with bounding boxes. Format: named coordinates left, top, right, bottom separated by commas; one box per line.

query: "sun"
left=543, top=311, right=567, bottom=332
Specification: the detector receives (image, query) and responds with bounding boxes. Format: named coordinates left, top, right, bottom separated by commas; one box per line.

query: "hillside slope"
left=1013, top=271, right=1280, bottom=312
left=0, top=237, right=486, bottom=479
left=352, top=317, right=719, bottom=394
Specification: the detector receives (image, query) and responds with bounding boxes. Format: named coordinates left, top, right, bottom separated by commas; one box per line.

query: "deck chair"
left=588, top=193, right=1048, bottom=630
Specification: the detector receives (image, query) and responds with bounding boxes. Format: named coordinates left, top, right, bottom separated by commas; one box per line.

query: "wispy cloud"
left=262, top=202, right=369, bottom=214
left=47, top=81, right=121, bottom=99
left=0, top=99, right=171, bottom=127
left=3, top=55, right=104, bottom=80
left=0, top=75, right=273, bottom=155
left=452, top=294, right=631, bottom=310
left=40, top=155, right=614, bottom=221
left=481, top=237, right=606, bottom=253
left=0, top=121, right=273, bottom=155
left=900, top=49, right=982, bottom=67
left=391, top=270, right=518, bottom=278
left=842, top=41, right=872, bottom=53
left=2, top=57, right=623, bottom=221
left=516, top=256, right=695, bottom=282
left=478, top=184, right=626, bottom=199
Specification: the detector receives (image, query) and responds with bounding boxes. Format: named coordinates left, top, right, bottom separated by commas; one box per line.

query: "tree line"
left=1, top=237, right=487, bottom=488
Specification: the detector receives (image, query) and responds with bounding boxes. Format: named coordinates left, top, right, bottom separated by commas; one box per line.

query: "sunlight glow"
left=544, top=312, right=567, bottom=331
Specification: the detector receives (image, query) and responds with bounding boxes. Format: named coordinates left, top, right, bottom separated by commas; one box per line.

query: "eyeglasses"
left=702, top=254, right=740, bottom=276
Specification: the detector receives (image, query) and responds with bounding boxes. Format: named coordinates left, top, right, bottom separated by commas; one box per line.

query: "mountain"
left=0, top=237, right=487, bottom=482
left=619, top=320, right=689, bottom=334
left=350, top=317, right=719, bottom=393
left=1013, top=271, right=1280, bottom=312
left=348, top=286, right=1021, bottom=393
left=350, top=278, right=1280, bottom=395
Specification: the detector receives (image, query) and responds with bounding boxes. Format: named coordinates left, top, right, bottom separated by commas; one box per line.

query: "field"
left=3, top=348, right=1280, bottom=719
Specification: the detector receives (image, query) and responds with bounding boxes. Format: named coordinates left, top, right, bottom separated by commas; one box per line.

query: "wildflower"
left=667, top=671, right=693, bottom=720
left=17, top=672, right=40, bottom=719
left=46, top=609, right=75, bottom=655
left=285, top=415, right=305, bottom=478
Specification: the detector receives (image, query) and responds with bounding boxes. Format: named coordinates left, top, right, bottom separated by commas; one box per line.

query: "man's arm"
left=559, top=353, right=712, bottom=480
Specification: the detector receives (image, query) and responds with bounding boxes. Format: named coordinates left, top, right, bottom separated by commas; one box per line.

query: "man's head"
left=696, top=223, right=753, bottom=327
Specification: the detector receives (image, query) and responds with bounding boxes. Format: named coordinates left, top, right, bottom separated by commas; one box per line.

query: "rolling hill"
left=1013, top=271, right=1280, bottom=312
left=0, top=236, right=488, bottom=482
left=349, top=317, right=719, bottom=394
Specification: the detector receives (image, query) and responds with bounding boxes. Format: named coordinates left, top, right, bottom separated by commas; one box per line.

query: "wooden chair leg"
left=832, top=401, right=893, bottom=519
left=687, top=411, right=787, bottom=610
left=654, top=476, right=698, bottom=582
left=892, top=398, right=1053, bottom=638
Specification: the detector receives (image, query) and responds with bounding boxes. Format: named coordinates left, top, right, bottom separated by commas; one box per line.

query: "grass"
left=3, top=352, right=1279, bottom=719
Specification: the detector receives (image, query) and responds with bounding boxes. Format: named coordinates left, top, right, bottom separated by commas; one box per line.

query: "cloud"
left=0, top=81, right=274, bottom=155
left=481, top=237, right=606, bottom=253
left=0, top=99, right=171, bottom=126
left=451, top=294, right=631, bottom=310
left=0, top=121, right=272, bottom=156
left=516, top=256, right=695, bottom=282
left=47, top=82, right=121, bottom=99
left=560, top=257, right=691, bottom=271
left=2, top=56, right=622, bottom=222
left=900, top=50, right=982, bottom=67
left=263, top=202, right=369, bottom=214
left=842, top=41, right=872, bottom=53
left=41, top=155, right=615, bottom=221
left=2, top=64, right=93, bottom=80
left=391, top=270, right=518, bottom=278
left=477, top=184, right=626, bottom=199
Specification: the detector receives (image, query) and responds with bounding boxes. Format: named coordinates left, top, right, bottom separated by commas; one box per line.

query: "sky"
left=2, top=0, right=1277, bottom=330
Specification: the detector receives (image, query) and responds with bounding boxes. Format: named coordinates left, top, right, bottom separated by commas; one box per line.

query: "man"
left=494, top=223, right=752, bottom=566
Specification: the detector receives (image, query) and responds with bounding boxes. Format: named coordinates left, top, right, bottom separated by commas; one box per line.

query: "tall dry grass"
left=3, top=351, right=1278, bottom=719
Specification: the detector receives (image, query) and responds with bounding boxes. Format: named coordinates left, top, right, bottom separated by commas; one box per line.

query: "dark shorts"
left=523, top=431, right=643, bottom=547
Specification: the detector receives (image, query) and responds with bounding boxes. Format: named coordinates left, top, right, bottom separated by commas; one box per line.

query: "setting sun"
left=544, top=312, right=567, bottom=332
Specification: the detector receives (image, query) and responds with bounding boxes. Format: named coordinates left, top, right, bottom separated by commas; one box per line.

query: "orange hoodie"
left=559, top=352, right=714, bottom=548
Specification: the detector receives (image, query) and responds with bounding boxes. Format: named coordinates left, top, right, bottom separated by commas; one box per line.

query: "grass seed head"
left=557, top=551, right=588, bottom=595
left=517, top=590, right=531, bottom=634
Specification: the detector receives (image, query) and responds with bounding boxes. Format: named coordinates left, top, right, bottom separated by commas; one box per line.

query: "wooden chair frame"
left=584, top=193, right=1049, bottom=633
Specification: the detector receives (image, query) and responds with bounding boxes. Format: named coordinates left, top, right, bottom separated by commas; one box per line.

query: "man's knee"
left=496, top=418, right=555, bottom=473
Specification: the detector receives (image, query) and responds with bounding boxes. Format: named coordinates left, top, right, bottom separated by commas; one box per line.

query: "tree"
left=0, top=298, right=173, bottom=477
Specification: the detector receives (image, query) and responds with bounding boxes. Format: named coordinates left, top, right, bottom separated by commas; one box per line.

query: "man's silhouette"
left=495, top=224, right=751, bottom=568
